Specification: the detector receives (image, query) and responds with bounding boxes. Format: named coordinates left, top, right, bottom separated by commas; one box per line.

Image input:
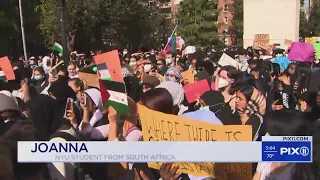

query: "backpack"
left=50, top=131, right=108, bottom=180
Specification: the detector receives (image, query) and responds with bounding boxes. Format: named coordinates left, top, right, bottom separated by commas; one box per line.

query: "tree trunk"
left=68, top=30, right=75, bottom=52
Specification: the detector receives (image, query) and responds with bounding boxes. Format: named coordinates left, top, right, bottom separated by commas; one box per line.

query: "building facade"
left=217, top=0, right=234, bottom=46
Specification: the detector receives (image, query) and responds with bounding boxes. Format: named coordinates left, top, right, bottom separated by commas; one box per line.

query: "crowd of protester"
left=0, top=46, right=320, bottom=180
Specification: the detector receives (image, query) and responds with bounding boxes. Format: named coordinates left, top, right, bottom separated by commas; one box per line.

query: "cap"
left=0, top=93, right=20, bottom=113
left=142, top=75, right=160, bottom=88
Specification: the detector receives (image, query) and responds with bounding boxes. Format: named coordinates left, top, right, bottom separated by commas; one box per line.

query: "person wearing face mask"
left=31, top=67, right=48, bottom=94
left=165, top=53, right=174, bottom=67
left=199, top=90, right=241, bottom=125
left=157, top=59, right=167, bottom=76
left=164, top=67, right=182, bottom=84
left=143, top=62, right=153, bottom=74
left=129, top=56, right=137, bottom=67
left=215, top=66, right=241, bottom=110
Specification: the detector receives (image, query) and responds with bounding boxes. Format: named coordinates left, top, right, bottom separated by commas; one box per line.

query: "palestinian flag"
left=53, top=42, right=63, bottom=57
left=99, top=79, right=129, bottom=116
left=96, top=63, right=111, bottom=81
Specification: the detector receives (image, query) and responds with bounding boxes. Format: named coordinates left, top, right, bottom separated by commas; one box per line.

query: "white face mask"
left=165, top=58, right=172, bottom=65
left=217, top=78, right=230, bottom=89
left=123, top=50, right=128, bottom=55
left=144, top=64, right=152, bottom=73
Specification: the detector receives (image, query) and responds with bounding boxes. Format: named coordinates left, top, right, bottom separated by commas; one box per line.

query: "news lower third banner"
left=18, top=136, right=312, bottom=163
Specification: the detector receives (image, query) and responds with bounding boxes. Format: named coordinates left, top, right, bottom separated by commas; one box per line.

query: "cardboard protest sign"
left=94, top=50, right=124, bottom=83
left=288, top=42, right=315, bottom=62
left=218, top=53, right=238, bottom=68
left=181, top=70, right=194, bottom=84
left=183, top=79, right=210, bottom=103
left=0, top=56, right=15, bottom=80
left=138, top=105, right=252, bottom=179
left=78, top=72, right=99, bottom=89
left=253, top=34, right=270, bottom=49
left=284, top=39, right=293, bottom=46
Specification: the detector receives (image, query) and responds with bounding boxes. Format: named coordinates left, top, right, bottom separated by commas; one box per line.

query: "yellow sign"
left=284, top=39, right=293, bottom=46
left=138, top=105, right=252, bottom=179
left=305, top=37, right=320, bottom=43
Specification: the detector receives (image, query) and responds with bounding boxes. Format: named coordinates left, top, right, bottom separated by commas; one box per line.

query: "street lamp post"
left=57, top=0, right=69, bottom=65
left=18, top=0, right=28, bottom=61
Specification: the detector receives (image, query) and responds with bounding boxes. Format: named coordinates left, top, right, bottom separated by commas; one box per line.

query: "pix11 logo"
left=280, top=146, right=310, bottom=156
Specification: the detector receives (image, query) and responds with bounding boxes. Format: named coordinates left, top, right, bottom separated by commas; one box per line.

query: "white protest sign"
left=218, top=53, right=239, bottom=68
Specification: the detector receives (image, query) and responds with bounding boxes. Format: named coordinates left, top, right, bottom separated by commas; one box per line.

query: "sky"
left=303, top=0, right=310, bottom=8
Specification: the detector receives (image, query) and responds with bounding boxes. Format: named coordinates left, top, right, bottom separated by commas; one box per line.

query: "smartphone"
left=297, top=67, right=311, bottom=92
left=64, top=98, right=74, bottom=117
left=81, top=93, right=87, bottom=105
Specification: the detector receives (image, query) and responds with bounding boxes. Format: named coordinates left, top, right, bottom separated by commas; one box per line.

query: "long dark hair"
left=26, top=95, right=64, bottom=140
left=140, top=88, right=174, bottom=114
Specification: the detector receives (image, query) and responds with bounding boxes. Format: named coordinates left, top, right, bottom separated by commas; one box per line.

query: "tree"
left=0, top=0, right=45, bottom=59
left=38, top=0, right=108, bottom=52
left=307, top=0, right=320, bottom=36
left=38, top=0, right=169, bottom=52
left=229, top=0, right=243, bottom=47
left=176, top=0, right=222, bottom=48
left=299, top=10, right=311, bottom=38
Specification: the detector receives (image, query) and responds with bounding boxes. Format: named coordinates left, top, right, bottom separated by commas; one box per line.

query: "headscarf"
left=273, top=56, right=291, bottom=71
left=164, top=67, right=182, bottom=82
left=242, top=87, right=266, bottom=116
left=156, top=81, right=187, bottom=115
left=78, top=88, right=104, bottom=129
left=0, top=91, right=18, bottom=105
left=156, top=81, right=184, bottom=106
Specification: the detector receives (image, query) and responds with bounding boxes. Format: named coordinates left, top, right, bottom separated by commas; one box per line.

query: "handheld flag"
left=99, top=79, right=129, bottom=116
left=165, top=31, right=177, bottom=53
left=53, top=42, right=63, bottom=57
left=164, top=25, right=177, bottom=53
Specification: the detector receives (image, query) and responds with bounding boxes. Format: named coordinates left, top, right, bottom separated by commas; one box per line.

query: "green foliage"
left=229, top=0, right=243, bottom=47
left=176, top=0, right=222, bottom=48
left=307, top=0, right=320, bottom=36
left=38, top=0, right=170, bottom=52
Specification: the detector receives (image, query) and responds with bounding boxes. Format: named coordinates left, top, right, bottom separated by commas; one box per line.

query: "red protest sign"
left=183, top=79, right=210, bottom=103
left=94, top=50, right=124, bottom=83
left=0, top=56, right=15, bottom=80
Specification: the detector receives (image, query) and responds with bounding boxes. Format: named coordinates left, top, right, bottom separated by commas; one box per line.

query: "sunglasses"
left=157, top=63, right=163, bottom=65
